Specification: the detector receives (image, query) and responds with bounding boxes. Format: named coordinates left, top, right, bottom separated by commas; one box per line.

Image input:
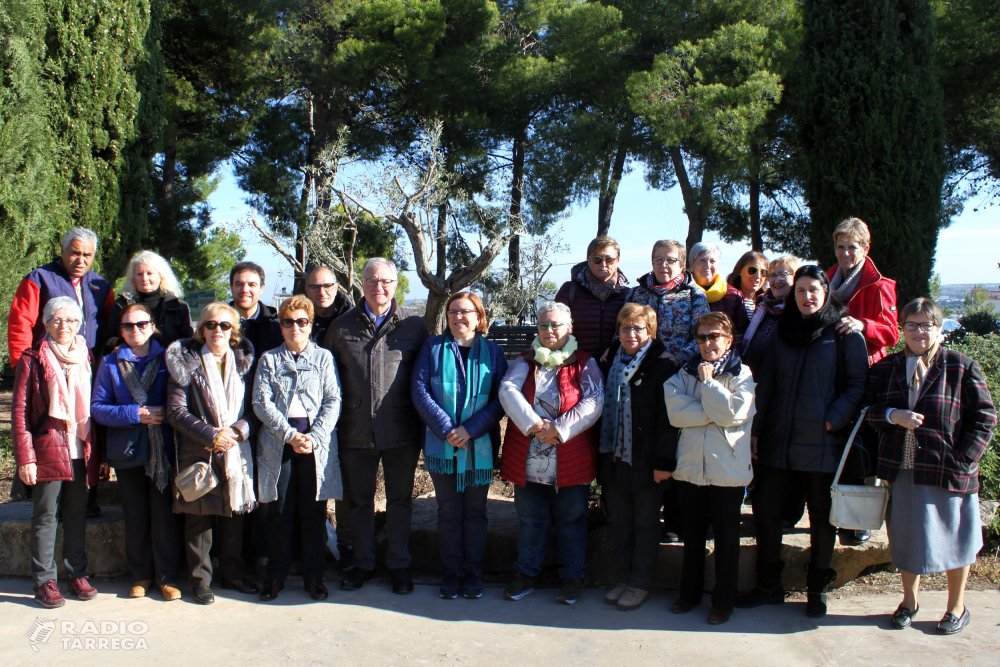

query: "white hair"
left=688, top=241, right=721, bottom=267
left=537, top=301, right=573, bottom=323
left=62, top=227, right=98, bottom=251
left=43, top=296, right=83, bottom=323
left=120, top=250, right=184, bottom=298
left=362, top=257, right=397, bottom=279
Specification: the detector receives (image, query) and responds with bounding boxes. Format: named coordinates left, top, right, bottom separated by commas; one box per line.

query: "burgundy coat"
left=709, top=283, right=751, bottom=349
left=555, top=262, right=630, bottom=363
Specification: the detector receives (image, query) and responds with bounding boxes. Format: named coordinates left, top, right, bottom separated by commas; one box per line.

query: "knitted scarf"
left=531, top=335, right=578, bottom=368
left=201, top=344, right=255, bottom=513
left=41, top=335, right=91, bottom=450
left=424, top=333, right=494, bottom=491
left=645, top=271, right=685, bottom=293
left=573, top=262, right=628, bottom=302
left=701, top=273, right=729, bottom=304
left=830, top=261, right=865, bottom=303
left=599, top=338, right=652, bottom=463
left=117, top=341, right=170, bottom=491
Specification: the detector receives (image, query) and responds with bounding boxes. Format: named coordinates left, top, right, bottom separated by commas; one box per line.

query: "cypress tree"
left=797, top=0, right=944, bottom=304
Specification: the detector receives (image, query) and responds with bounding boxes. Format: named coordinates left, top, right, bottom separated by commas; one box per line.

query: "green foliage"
left=957, top=311, right=1000, bottom=338
left=947, top=334, right=1000, bottom=502
left=962, top=283, right=994, bottom=315
left=172, top=227, right=247, bottom=299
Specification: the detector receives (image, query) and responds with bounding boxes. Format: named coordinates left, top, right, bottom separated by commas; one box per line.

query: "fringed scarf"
left=40, top=335, right=91, bottom=452
left=599, top=338, right=652, bottom=463
left=117, top=341, right=170, bottom=491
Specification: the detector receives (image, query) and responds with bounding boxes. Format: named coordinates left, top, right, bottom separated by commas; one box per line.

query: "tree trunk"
left=670, top=146, right=716, bottom=251
left=597, top=141, right=628, bottom=238
left=436, top=204, right=448, bottom=279
left=294, top=91, right=329, bottom=293
left=508, top=131, right=525, bottom=282
left=749, top=177, right=762, bottom=251
left=424, top=288, right=450, bottom=336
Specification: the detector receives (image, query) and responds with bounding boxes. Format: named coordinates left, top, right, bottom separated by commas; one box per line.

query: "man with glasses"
left=303, top=265, right=352, bottom=344
left=324, top=257, right=429, bottom=594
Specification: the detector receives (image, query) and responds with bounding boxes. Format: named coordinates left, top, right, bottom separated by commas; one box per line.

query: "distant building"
left=988, top=287, right=1000, bottom=313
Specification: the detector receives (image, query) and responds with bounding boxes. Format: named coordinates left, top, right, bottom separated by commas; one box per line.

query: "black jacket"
left=231, top=301, right=283, bottom=440
left=311, top=292, right=353, bottom=344
left=103, top=293, right=194, bottom=357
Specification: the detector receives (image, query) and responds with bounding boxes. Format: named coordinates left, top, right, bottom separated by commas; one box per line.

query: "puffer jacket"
left=555, top=261, right=630, bottom=362
left=825, top=257, right=899, bottom=365
left=323, top=300, right=430, bottom=450
left=664, top=352, right=756, bottom=487
left=253, top=341, right=343, bottom=503
left=166, top=337, right=253, bottom=517
left=626, top=272, right=710, bottom=363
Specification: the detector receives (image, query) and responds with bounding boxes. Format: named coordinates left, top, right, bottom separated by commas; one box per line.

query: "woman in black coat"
left=736, top=265, right=869, bottom=618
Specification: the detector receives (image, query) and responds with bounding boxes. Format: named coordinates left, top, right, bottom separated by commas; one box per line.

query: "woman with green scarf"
left=412, top=292, right=508, bottom=600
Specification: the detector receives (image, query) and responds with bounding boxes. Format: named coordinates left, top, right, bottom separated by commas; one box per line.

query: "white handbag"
left=829, top=406, right=890, bottom=531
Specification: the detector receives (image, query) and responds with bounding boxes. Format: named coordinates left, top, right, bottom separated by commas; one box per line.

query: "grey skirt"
left=887, top=470, right=982, bottom=575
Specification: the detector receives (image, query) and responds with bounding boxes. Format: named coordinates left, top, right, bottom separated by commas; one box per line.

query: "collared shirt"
left=240, top=301, right=261, bottom=326
left=364, top=300, right=391, bottom=329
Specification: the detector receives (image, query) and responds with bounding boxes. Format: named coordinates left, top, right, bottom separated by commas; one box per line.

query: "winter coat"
left=825, top=257, right=899, bottom=365
left=253, top=341, right=343, bottom=503
left=102, top=293, right=194, bottom=357
left=664, top=352, right=756, bottom=487
left=555, top=261, right=630, bottom=362
left=166, top=337, right=253, bottom=517
left=311, top=292, right=353, bottom=344
left=626, top=272, right=710, bottom=363
left=232, top=301, right=283, bottom=442
left=863, top=349, right=996, bottom=494
left=91, top=340, right=175, bottom=462
left=323, top=300, right=430, bottom=450
left=12, top=344, right=101, bottom=486
left=752, top=327, right=869, bottom=473
left=709, top=282, right=751, bottom=349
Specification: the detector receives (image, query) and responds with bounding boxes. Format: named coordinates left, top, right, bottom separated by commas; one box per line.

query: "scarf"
left=900, top=339, right=942, bottom=468
left=531, top=335, right=578, bottom=368
left=701, top=273, right=729, bottom=304
left=684, top=348, right=738, bottom=378
left=41, top=335, right=91, bottom=450
left=424, top=334, right=494, bottom=491
left=201, top=344, right=255, bottom=513
left=830, top=261, right=865, bottom=303
left=117, top=343, right=170, bottom=491
left=599, top=338, right=652, bottom=464
left=777, top=295, right=847, bottom=348
left=646, top=271, right=685, bottom=294
left=573, top=262, right=628, bottom=303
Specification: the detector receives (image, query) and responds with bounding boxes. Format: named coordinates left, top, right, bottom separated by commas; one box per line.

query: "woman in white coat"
left=664, top=311, right=756, bottom=625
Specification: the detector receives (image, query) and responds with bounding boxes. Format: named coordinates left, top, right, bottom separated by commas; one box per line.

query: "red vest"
left=500, top=350, right=598, bottom=488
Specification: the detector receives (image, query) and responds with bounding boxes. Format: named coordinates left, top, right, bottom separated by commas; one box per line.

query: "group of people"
left=9, top=218, right=995, bottom=636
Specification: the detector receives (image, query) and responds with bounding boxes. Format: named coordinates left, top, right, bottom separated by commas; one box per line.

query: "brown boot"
left=159, top=583, right=182, bottom=601
left=130, top=580, right=153, bottom=598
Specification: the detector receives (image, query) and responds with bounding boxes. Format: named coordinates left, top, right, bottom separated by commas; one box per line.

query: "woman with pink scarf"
left=13, top=296, right=102, bottom=609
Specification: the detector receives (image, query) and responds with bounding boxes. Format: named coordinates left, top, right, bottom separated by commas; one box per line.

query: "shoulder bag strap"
left=832, top=406, right=869, bottom=487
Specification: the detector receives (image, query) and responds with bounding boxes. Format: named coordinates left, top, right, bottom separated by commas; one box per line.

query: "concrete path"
left=2, top=578, right=998, bottom=667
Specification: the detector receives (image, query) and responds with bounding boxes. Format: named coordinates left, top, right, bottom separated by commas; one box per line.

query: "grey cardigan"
left=253, top=341, right=343, bottom=503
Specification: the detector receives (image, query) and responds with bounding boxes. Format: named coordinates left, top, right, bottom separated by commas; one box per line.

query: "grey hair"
left=688, top=241, right=721, bottom=267
left=362, top=257, right=397, bottom=279
left=62, top=226, right=98, bottom=251
left=44, top=296, right=84, bottom=324
left=121, top=250, right=184, bottom=299
left=537, top=301, right=573, bottom=324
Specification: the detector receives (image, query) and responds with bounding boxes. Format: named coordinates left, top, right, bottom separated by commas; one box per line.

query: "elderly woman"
left=166, top=301, right=257, bottom=605
left=741, top=255, right=801, bottom=370
left=864, top=298, right=996, bottom=635
left=688, top=242, right=750, bottom=348
left=91, top=304, right=180, bottom=601
left=499, top=301, right=604, bottom=605
left=412, top=292, right=508, bottom=600
left=727, top=251, right=769, bottom=322
left=254, top=295, right=343, bottom=602
left=665, top=312, right=756, bottom=625
left=103, top=250, right=193, bottom=355
left=13, top=297, right=101, bottom=608
left=737, top=265, right=868, bottom=618
left=598, top=303, right=676, bottom=611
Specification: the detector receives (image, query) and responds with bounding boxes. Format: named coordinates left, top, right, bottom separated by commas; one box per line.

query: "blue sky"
left=207, top=164, right=1000, bottom=303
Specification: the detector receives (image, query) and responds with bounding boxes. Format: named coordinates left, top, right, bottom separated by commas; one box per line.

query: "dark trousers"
left=340, top=444, right=420, bottom=571
left=30, top=459, right=88, bottom=586
left=428, top=471, right=489, bottom=574
left=676, top=481, right=745, bottom=610
left=265, top=445, right=328, bottom=582
left=661, top=479, right=682, bottom=533
left=184, top=513, right=246, bottom=588
left=116, top=465, right=180, bottom=585
left=513, top=481, right=589, bottom=580
left=752, top=465, right=837, bottom=569
left=604, top=483, right=662, bottom=590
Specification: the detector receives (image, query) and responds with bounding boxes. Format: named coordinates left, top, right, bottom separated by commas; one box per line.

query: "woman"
left=166, top=301, right=257, bottom=605
left=741, top=256, right=801, bottom=370
left=13, top=297, right=101, bottom=608
left=412, top=292, right=508, bottom=600
left=664, top=312, right=756, bottom=625
left=103, top=250, right=193, bottom=355
left=726, top=251, right=769, bottom=322
left=598, top=303, right=676, bottom=611
left=688, top=242, right=750, bottom=348
left=91, top=304, right=181, bottom=601
left=864, top=298, right=996, bottom=635
left=499, top=301, right=604, bottom=605
left=254, top=295, right=343, bottom=602
left=626, top=239, right=710, bottom=368
left=737, top=265, right=868, bottom=618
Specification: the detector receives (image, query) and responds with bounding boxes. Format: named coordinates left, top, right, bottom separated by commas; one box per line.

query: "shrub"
left=948, top=333, right=1000, bottom=505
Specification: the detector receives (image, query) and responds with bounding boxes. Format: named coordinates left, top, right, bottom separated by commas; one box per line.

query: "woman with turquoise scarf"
left=412, top=292, right=508, bottom=600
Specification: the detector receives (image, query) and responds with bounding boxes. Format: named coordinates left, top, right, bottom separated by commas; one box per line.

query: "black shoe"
left=891, top=604, right=918, bottom=629
left=805, top=564, right=837, bottom=618
left=838, top=528, right=871, bottom=546
left=338, top=544, right=355, bottom=572
left=661, top=531, right=680, bottom=544
left=306, top=580, right=329, bottom=601
left=260, top=579, right=284, bottom=601
left=503, top=573, right=534, bottom=601
left=340, top=567, right=373, bottom=591
left=391, top=567, right=414, bottom=594
left=937, top=606, right=970, bottom=635
left=556, top=578, right=584, bottom=605
left=462, top=572, right=483, bottom=599
left=194, top=585, right=215, bottom=605
left=735, top=561, right=785, bottom=608
left=440, top=571, right=461, bottom=599
left=221, top=578, right=260, bottom=595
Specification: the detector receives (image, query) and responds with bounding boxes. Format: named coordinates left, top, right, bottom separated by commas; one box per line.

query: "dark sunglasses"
left=203, top=321, right=233, bottom=331
left=695, top=332, right=728, bottom=343
left=746, top=266, right=762, bottom=275
left=120, top=321, right=152, bottom=332
left=281, top=318, right=312, bottom=329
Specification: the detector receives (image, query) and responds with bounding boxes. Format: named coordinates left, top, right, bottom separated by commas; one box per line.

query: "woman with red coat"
left=688, top=242, right=751, bottom=348
left=13, top=296, right=102, bottom=609
left=499, top=301, right=604, bottom=606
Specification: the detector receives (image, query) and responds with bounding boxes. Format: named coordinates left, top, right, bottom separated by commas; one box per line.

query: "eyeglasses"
left=589, top=255, right=618, bottom=265
left=904, top=322, right=938, bottom=332
left=307, top=283, right=336, bottom=293
left=447, top=309, right=478, bottom=318
left=768, top=271, right=793, bottom=280
left=121, top=321, right=152, bottom=332
left=364, top=278, right=396, bottom=288
left=50, top=318, right=80, bottom=328
left=619, top=325, right=647, bottom=335
left=695, top=332, right=729, bottom=344
left=203, top=321, right=233, bottom=331
left=281, top=318, right=312, bottom=329
left=537, top=322, right=568, bottom=331
left=652, top=257, right=682, bottom=267
left=746, top=266, right=763, bottom=276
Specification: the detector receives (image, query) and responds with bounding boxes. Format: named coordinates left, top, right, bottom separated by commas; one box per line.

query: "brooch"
left=634, top=379, right=642, bottom=386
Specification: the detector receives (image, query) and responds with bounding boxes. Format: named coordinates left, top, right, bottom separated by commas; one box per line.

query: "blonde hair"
left=651, top=239, right=686, bottom=265
left=194, top=301, right=243, bottom=347
left=121, top=250, right=184, bottom=299
left=279, top=294, right=315, bottom=321
left=832, top=217, right=871, bottom=247
left=617, top=303, right=657, bottom=335
left=769, top=255, right=802, bottom=275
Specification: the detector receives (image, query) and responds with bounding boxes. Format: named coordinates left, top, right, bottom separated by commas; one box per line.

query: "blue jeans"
left=513, top=481, right=589, bottom=580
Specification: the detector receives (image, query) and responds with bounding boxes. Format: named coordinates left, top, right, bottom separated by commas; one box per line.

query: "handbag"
left=105, top=424, right=150, bottom=469
left=175, top=461, right=218, bottom=502
left=829, top=406, right=890, bottom=531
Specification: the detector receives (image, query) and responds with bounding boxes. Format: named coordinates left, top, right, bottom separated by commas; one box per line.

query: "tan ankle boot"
left=159, top=583, right=182, bottom=601
left=130, top=580, right=153, bottom=598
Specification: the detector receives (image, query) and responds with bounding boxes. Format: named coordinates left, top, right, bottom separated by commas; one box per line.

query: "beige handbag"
left=829, top=407, right=890, bottom=531
left=175, top=461, right=218, bottom=502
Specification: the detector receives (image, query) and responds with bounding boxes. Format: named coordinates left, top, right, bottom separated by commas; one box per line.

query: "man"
left=325, top=258, right=429, bottom=594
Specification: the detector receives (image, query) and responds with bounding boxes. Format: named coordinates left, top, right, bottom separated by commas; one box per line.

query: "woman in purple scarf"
left=741, top=255, right=801, bottom=371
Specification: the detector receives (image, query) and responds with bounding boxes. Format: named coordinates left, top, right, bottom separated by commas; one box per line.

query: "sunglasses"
left=695, top=332, right=729, bottom=344
left=619, top=325, right=647, bottom=335
left=745, top=266, right=764, bottom=275
left=281, top=318, right=312, bottom=329
left=121, top=321, right=152, bottom=332
left=307, top=282, right=336, bottom=293
left=203, top=321, right=233, bottom=331
left=589, top=255, right=618, bottom=265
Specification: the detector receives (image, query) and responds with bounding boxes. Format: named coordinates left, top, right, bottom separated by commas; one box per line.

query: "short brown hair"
left=832, top=217, right=871, bottom=247
left=616, top=303, right=657, bottom=335
left=195, top=301, right=243, bottom=347
left=651, top=239, right=686, bottom=265
left=727, top=251, right=769, bottom=291
left=691, top=311, right=733, bottom=339
left=900, top=297, right=942, bottom=327
left=279, top=294, right=315, bottom=321
left=118, top=303, right=159, bottom=342
left=587, top=236, right=620, bottom=259
left=446, top=292, right=488, bottom=334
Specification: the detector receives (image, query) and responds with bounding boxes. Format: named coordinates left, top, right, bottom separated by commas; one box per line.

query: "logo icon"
left=25, top=618, right=57, bottom=652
